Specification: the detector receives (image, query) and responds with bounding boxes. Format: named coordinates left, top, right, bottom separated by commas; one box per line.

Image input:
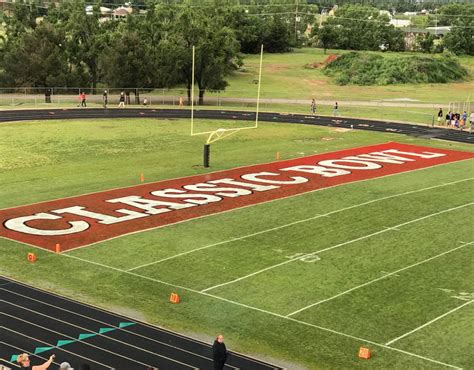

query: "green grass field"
left=215, top=48, right=474, bottom=103
left=1, top=117, right=473, bottom=369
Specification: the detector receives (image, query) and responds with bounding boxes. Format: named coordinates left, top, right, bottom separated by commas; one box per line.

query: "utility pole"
left=295, top=0, right=299, bottom=45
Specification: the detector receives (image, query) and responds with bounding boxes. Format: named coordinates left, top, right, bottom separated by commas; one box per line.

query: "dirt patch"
left=266, top=64, right=291, bottom=73
left=321, top=137, right=335, bottom=140
left=334, top=128, right=352, bottom=133
left=305, top=54, right=339, bottom=69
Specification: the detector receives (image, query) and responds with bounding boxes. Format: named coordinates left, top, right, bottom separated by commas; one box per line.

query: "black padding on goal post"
left=203, top=144, right=210, bottom=167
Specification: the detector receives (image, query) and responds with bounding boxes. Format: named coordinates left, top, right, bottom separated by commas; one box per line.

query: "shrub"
left=324, top=52, right=468, bottom=85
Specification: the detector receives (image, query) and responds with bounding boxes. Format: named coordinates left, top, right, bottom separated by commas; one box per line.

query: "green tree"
left=173, top=7, right=241, bottom=105
left=416, top=33, right=435, bottom=53
left=317, top=4, right=405, bottom=52
left=2, top=0, right=38, bottom=38
left=1, top=22, right=73, bottom=87
left=436, top=3, right=474, bottom=26
left=444, top=22, right=474, bottom=55
left=99, top=30, right=155, bottom=88
left=65, top=1, right=108, bottom=89
left=312, top=23, right=338, bottom=54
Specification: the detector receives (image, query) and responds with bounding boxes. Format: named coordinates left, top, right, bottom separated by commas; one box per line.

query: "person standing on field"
left=437, top=108, right=443, bottom=124
left=118, top=91, right=125, bottom=108
left=212, top=335, right=228, bottom=370
left=311, top=99, right=316, bottom=114
left=333, top=101, right=339, bottom=116
left=80, top=91, right=87, bottom=107
left=445, top=111, right=451, bottom=126
left=103, top=90, right=108, bottom=108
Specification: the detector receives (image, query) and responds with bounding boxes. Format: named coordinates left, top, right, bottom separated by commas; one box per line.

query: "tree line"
left=0, top=1, right=471, bottom=103
left=312, top=3, right=473, bottom=55
left=0, top=0, right=317, bottom=103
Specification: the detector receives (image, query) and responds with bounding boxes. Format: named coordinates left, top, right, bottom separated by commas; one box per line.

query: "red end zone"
left=1, top=142, right=473, bottom=252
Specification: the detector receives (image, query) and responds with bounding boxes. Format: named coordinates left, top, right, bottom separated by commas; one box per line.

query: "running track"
left=0, top=276, right=280, bottom=370
left=0, top=108, right=472, bottom=144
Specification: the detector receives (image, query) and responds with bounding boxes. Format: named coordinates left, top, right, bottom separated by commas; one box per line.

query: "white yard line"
left=127, top=178, right=473, bottom=272
left=61, top=253, right=462, bottom=369
left=385, top=300, right=474, bottom=346
left=201, top=203, right=474, bottom=293
left=286, top=241, right=474, bottom=317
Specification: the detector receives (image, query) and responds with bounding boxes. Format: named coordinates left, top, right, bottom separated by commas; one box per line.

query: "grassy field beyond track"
left=1, top=118, right=473, bottom=369
left=218, top=48, right=474, bottom=103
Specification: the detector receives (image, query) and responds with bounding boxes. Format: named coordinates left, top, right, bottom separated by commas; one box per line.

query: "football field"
left=1, top=117, right=473, bottom=369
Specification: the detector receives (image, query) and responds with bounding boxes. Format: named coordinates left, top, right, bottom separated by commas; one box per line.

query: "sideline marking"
left=385, top=300, right=474, bottom=346
left=286, top=241, right=474, bottom=317
left=57, top=253, right=462, bottom=369
left=127, top=178, right=473, bottom=272
left=201, top=203, right=474, bottom=293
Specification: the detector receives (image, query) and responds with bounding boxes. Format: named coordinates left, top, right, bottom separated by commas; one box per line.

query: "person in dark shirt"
left=212, top=335, right=228, bottom=370
left=17, top=353, right=54, bottom=370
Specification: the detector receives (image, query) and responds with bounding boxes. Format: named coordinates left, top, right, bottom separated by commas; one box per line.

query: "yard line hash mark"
left=385, top=300, right=474, bottom=346
left=201, top=203, right=473, bottom=293
left=286, top=241, right=473, bottom=317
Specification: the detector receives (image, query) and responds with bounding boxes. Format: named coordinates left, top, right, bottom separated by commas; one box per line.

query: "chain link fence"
left=0, top=86, right=453, bottom=127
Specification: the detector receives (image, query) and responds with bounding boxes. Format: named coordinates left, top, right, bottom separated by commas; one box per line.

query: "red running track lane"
left=1, top=142, right=473, bottom=251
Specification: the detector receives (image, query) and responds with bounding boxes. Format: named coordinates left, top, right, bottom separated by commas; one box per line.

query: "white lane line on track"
left=127, top=178, right=474, bottom=272
left=1, top=279, right=260, bottom=369
left=286, top=241, right=474, bottom=317
left=0, top=287, right=231, bottom=368
left=201, top=203, right=474, bottom=293
left=1, top=301, right=195, bottom=369
left=0, top=340, right=60, bottom=369
left=385, top=300, right=474, bottom=346
left=1, top=326, right=113, bottom=369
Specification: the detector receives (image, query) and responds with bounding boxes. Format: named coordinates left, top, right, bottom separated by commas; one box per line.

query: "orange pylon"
left=55, top=243, right=61, bottom=254
left=169, top=293, right=180, bottom=304
left=358, top=347, right=371, bottom=359
left=140, top=173, right=144, bottom=182
left=276, top=152, right=280, bottom=160
left=27, top=252, right=37, bottom=263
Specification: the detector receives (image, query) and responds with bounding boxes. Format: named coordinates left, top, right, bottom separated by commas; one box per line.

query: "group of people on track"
left=438, top=108, right=473, bottom=130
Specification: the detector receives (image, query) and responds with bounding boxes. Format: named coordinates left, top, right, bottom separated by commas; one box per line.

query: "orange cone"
left=55, top=243, right=61, bottom=254
left=276, top=152, right=280, bottom=160
left=140, top=173, right=144, bottom=182
left=27, top=252, right=37, bottom=263
left=169, top=293, right=180, bottom=304
left=358, top=347, right=371, bottom=359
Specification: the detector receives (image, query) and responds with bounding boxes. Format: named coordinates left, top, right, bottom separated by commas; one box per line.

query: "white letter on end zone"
left=4, top=213, right=89, bottom=236
left=281, top=165, right=350, bottom=177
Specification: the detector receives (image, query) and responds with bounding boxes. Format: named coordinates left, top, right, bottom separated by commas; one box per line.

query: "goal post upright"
left=190, top=44, right=263, bottom=167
